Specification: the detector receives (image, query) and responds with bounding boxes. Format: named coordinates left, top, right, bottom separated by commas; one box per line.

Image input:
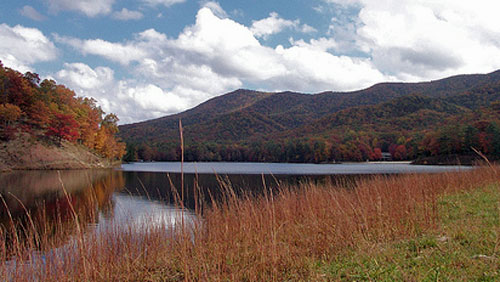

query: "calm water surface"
left=121, top=161, right=467, bottom=174
left=0, top=162, right=471, bottom=258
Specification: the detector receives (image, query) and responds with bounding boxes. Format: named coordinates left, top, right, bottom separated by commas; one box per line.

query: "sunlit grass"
left=316, top=183, right=500, bottom=281
left=1, top=166, right=499, bottom=281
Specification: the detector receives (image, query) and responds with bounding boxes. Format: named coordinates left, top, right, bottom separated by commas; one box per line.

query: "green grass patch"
left=319, top=184, right=500, bottom=281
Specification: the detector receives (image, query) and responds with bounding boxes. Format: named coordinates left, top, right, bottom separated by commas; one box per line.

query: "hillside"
left=280, top=94, right=468, bottom=138
left=0, top=133, right=118, bottom=171
left=0, top=62, right=125, bottom=171
left=119, top=70, right=500, bottom=163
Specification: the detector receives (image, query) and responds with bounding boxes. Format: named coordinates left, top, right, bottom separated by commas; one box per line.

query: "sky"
left=1, top=0, right=500, bottom=124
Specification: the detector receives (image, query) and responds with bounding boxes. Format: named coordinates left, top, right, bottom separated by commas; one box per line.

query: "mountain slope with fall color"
left=119, top=70, right=500, bottom=163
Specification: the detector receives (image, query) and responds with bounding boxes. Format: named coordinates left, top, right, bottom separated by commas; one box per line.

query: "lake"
left=0, top=162, right=470, bottom=257
left=120, top=161, right=466, bottom=175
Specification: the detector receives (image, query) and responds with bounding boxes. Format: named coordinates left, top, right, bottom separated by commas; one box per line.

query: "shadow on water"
left=121, top=172, right=378, bottom=211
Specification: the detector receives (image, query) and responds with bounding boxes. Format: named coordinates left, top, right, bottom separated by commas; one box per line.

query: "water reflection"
left=97, top=194, right=196, bottom=234
left=0, top=170, right=121, bottom=221
left=0, top=170, right=124, bottom=253
left=121, top=172, right=367, bottom=210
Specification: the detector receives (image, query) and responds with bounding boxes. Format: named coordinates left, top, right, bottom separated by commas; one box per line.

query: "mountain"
left=119, top=70, right=500, bottom=163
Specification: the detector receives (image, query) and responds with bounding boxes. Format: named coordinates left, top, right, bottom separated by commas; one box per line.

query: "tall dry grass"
left=1, top=166, right=499, bottom=281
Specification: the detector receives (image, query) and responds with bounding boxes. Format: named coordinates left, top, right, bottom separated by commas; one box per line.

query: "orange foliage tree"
left=0, top=103, right=22, bottom=128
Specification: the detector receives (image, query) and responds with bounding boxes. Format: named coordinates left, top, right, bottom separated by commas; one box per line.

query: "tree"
left=26, top=100, right=51, bottom=128
left=0, top=103, right=22, bottom=128
left=124, top=143, right=139, bottom=162
left=463, top=125, right=478, bottom=153
left=486, top=122, right=500, bottom=156
left=45, top=113, right=79, bottom=145
left=101, top=113, right=119, bottom=134
left=393, top=145, right=407, bottom=160
left=24, top=72, right=40, bottom=86
left=421, top=134, right=440, bottom=156
left=138, top=144, right=155, bottom=161
left=372, top=148, right=383, bottom=160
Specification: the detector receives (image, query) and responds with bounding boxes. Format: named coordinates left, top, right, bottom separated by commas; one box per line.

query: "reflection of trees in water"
left=0, top=170, right=125, bottom=256
left=122, top=172, right=375, bottom=211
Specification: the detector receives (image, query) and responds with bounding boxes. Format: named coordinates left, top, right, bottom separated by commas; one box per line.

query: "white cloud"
left=56, top=63, right=114, bottom=90
left=201, top=1, right=227, bottom=18
left=250, top=12, right=299, bottom=39
left=170, top=8, right=384, bottom=91
left=54, top=35, right=147, bottom=65
left=46, top=0, right=115, bottom=17
left=142, top=0, right=186, bottom=7
left=275, top=43, right=385, bottom=91
left=290, top=37, right=338, bottom=52
left=112, top=8, right=143, bottom=21
left=0, top=24, right=57, bottom=72
left=322, top=0, right=361, bottom=7
left=173, top=8, right=261, bottom=61
left=300, top=24, right=317, bottom=33
left=20, top=5, right=46, bottom=21
left=313, top=6, right=325, bottom=14
left=118, top=83, right=188, bottom=116
left=323, top=0, right=500, bottom=80
left=250, top=12, right=317, bottom=40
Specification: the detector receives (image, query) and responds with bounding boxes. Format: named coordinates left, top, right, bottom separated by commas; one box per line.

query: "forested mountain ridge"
left=119, top=70, right=500, bottom=163
left=120, top=70, right=500, bottom=142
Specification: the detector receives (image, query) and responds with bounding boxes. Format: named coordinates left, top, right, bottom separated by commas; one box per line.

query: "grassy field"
left=1, top=166, right=499, bottom=281
left=316, top=183, right=500, bottom=281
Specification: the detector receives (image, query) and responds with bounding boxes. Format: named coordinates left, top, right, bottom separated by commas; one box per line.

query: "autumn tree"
left=45, top=113, right=80, bottom=145
left=94, top=113, right=126, bottom=159
left=0, top=103, right=22, bottom=128
left=372, top=148, right=383, bottom=160
left=393, top=145, right=407, bottom=160
left=26, top=100, right=51, bottom=128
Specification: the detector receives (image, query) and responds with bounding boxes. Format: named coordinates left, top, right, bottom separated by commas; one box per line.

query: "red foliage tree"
left=45, top=113, right=79, bottom=145
left=393, top=145, right=407, bottom=160
left=372, top=148, right=383, bottom=160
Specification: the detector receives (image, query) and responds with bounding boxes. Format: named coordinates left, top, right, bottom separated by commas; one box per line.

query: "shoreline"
left=0, top=133, right=120, bottom=172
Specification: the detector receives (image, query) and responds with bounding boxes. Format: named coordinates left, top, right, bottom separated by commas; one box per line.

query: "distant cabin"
left=381, top=152, right=392, bottom=161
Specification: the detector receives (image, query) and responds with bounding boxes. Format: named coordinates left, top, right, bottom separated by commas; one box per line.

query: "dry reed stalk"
left=179, top=119, right=184, bottom=205
left=471, top=146, right=492, bottom=167
left=178, top=118, right=191, bottom=281
left=7, top=193, right=40, bottom=251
